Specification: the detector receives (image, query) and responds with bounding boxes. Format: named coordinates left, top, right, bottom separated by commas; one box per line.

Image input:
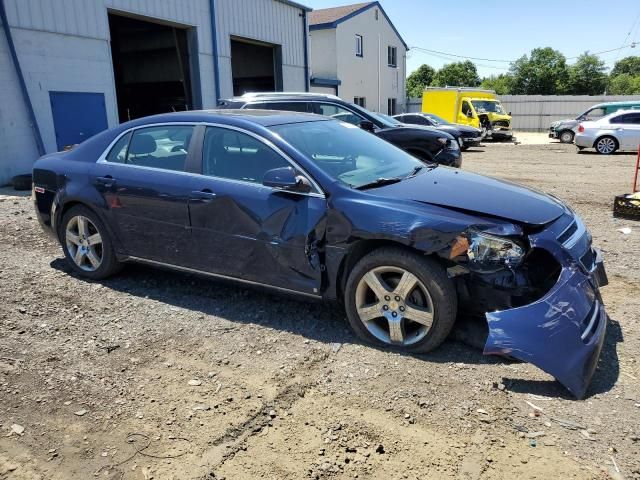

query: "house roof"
left=308, top=1, right=408, bottom=50
left=308, top=2, right=372, bottom=25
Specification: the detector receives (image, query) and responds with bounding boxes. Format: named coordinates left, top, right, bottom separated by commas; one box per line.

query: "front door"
left=610, top=112, right=640, bottom=150
left=187, top=125, right=326, bottom=295
left=92, top=124, right=196, bottom=264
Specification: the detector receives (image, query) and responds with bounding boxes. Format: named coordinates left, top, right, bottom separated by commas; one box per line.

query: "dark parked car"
left=33, top=110, right=608, bottom=398
left=218, top=93, right=462, bottom=168
left=394, top=113, right=484, bottom=150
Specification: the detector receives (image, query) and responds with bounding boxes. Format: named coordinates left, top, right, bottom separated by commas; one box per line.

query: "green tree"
left=509, top=47, right=569, bottom=94
left=566, top=53, right=607, bottom=95
left=406, top=64, right=436, bottom=98
left=431, top=61, right=480, bottom=88
left=480, top=74, right=513, bottom=95
left=608, top=73, right=640, bottom=94
left=610, top=56, right=640, bottom=78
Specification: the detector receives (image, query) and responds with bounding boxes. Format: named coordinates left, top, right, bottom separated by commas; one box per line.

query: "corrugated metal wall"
left=407, top=95, right=640, bottom=131
left=215, top=0, right=307, bottom=96
left=0, top=0, right=309, bottom=185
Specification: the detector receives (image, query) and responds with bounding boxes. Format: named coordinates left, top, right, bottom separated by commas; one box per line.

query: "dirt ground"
left=1, top=139, right=639, bottom=480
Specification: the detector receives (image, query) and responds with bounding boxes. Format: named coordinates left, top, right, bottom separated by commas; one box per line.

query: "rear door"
left=609, top=113, right=640, bottom=149
left=92, top=124, right=197, bottom=264
left=187, top=125, right=327, bottom=296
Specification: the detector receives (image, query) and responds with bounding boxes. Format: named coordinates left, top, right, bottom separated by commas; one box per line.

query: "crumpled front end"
left=481, top=213, right=609, bottom=398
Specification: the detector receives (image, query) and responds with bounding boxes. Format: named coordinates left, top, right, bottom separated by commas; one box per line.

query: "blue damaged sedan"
left=32, top=110, right=609, bottom=398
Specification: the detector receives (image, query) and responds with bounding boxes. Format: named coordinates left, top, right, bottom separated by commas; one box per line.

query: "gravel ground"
left=1, top=142, right=639, bottom=480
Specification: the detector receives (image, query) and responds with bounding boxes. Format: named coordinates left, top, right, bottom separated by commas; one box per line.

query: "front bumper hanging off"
left=483, top=237, right=608, bottom=399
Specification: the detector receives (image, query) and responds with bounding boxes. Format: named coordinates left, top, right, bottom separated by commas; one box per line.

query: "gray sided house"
left=309, top=1, right=407, bottom=115
left=0, top=0, right=311, bottom=185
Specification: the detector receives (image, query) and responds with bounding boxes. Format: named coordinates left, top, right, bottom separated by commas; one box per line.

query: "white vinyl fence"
left=406, top=95, right=640, bottom=132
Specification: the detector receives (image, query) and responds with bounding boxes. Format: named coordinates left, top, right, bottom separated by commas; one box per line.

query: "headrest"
left=129, top=134, right=156, bottom=155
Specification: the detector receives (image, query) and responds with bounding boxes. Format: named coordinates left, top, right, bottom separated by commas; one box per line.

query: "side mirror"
left=508, top=111, right=512, bottom=116
left=359, top=120, right=376, bottom=133
left=263, top=167, right=311, bottom=194
left=466, top=111, right=474, bottom=118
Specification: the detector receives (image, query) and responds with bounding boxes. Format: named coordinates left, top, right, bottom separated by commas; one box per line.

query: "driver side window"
left=202, top=127, right=291, bottom=184
left=462, top=101, right=472, bottom=117
left=585, top=107, right=605, bottom=120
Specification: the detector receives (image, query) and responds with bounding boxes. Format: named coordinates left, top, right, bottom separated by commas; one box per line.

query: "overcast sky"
left=303, top=0, right=640, bottom=78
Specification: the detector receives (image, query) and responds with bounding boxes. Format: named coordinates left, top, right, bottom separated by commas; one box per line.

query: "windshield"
left=270, top=120, right=427, bottom=189
left=424, top=113, right=451, bottom=126
left=471, top=100, right=505, bottom=114
left=377, top=113, right=403, bottom=126
left=348, top=103, right=398, bottom=128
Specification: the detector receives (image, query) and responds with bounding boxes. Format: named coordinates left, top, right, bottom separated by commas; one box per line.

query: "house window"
left=387, top=98, right=397, bottom=116
left=354, top=97, right=366, bottom=108
left=388, top=46, right=397, bottom=67
left=375, top=9, right=379, bottom=20
left=356, top=34, right=363, bottom=57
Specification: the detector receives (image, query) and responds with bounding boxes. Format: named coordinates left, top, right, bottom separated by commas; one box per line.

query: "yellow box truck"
left=422, top=87, right=513, bottom=140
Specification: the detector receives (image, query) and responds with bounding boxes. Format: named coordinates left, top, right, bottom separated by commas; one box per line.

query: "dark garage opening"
left=231, top=38, right=282, bottom=96
left=109, top=13, right=196, bottom=122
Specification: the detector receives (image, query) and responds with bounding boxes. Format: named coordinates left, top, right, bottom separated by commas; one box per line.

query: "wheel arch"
left=56, top=199, right=124, bottom=254
left=593, top=134, right=619, bottom=150
left=334, top=239, right=446, bottom=302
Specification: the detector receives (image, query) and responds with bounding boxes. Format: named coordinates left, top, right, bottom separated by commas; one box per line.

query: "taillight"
left=578, top=124, right=585, bottom=133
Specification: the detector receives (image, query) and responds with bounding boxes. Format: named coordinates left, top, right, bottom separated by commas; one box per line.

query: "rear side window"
left=202, top=127, right=291, bottom=183
left=106, top=125, right=194, bottom=172
left=611, top=113, right=640, bottom=124
left=105, top=132, right=132, bottom=163
left=313, top=103, right=364, bottom=126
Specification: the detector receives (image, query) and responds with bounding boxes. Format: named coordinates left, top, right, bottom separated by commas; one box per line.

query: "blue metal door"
left=49, top=92, right=108, bottom=151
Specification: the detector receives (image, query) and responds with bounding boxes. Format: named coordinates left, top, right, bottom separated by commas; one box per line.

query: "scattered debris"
left=188, top=379, right=202, bottom=386
left=330, top=343, right=342, bottom=353
left=73, top=409, right=87, bottom=416
left=618, top=227, right=632, bottom=235
left=10, top=424, right=25, bottom=436
left=580, top=430, right=596, bottom=441
left=550, top=417, right=585, bottom=431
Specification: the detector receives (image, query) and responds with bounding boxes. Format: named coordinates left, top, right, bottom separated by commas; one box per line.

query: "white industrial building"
left=0, top=0, right=311, bottom=185
left=308, top=1, right=407, bottom=115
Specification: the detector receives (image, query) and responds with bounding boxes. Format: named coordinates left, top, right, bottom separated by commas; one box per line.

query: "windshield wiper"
left=406, top=166, right=424, bottom=178
left=355, top=177, right=402, bottom=190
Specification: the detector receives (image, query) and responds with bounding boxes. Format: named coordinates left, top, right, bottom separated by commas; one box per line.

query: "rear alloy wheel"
left=345, top=248, right=457, bottom=353
left=60, top=205, right=121, bottom=279
left=559, top=130, right=574, bottom=144
left=595, top=136, right=617, bottom=155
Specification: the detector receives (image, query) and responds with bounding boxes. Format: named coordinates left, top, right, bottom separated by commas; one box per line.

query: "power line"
left=408, top=43, right=637, bottom=66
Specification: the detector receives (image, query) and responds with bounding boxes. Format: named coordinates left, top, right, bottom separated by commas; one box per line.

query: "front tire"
left=559, top=130, right=574, bottom=144
left=594, top=136, right=618, bottom=155
left=59, top=205, right=121, bottom=280
left=344, top=248, right=457, bottom=353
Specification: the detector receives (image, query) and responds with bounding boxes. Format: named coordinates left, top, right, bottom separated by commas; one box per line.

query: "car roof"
left=119, top=109, right=328, bottom=129
left=592, top=101, right=640, bottom=108
left=220, top=92, right=344, bottom=104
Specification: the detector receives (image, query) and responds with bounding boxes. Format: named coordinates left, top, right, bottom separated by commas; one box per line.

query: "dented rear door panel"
left=187, top=176, right=326, bottom=296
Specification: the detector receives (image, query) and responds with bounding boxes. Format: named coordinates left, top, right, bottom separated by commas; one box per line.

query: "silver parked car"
left=574, top=110, right=640, bottom=154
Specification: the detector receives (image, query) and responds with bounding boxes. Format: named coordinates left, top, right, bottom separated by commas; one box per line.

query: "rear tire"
left=594, top=136, right=618, bottom=155
left=344, top=247, right=457, bottom=353
left=559, top=130, right=574, bottom=144
left=59, top=205, right=122, bottom=280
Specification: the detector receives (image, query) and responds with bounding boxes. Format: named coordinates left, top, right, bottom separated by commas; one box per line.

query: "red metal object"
left=634, top=145, right=640, bottom=193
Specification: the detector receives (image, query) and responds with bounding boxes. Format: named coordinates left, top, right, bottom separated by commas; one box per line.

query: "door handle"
left=95, top=175, right=116, bottom=188
left=190, top=190, right=217, bottom=202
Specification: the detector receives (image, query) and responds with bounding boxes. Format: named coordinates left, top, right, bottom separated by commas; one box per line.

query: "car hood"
left=387, top=124, right=456, bottom=140
left=551, top=118, right=578, bottom=128
left=453, top=124, right=482, bottom=135
left=373, top=167, right=567, bottom=226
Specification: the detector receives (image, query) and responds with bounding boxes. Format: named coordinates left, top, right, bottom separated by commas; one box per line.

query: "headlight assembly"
left=450, top=230, right=525, bottom=272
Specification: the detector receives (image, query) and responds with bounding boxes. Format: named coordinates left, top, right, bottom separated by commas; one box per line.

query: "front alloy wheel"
left=355, top=266, right=433, bottom=346
left=345, top=248, right=457, bottom=353
left=559, top=130, right=574, bottom=144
